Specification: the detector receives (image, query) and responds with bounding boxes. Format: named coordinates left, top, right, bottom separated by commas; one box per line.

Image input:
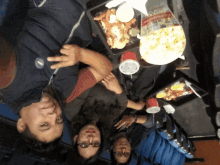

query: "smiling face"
left=74, top=124, right=101, bottom=159
left=113, top=137, right=131, bottom=164
left=17, top=92, right=64, bottom=143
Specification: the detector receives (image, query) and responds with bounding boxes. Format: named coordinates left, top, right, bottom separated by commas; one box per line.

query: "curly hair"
left=71, top=100, right=123, bottom=164
left=20, top=125, right=63, bottom=153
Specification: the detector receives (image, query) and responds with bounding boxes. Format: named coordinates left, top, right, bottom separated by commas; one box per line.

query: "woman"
left=110, top=113, right=187, bottom=165
left=64, top=72, right=146, bottom=164
left=64, top=72, right=145, bottom=121
left=71, top=100, right=121, bottom=164
left=110, top=114, right=156, bottom=165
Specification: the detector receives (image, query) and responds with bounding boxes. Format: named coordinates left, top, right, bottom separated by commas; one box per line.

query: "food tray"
left=145, top=74, right=208, bottom=107
left=86, top=1, right=141, bottom=56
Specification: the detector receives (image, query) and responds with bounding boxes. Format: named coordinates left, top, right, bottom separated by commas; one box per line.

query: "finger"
left=103, top=77, right=110, bottom=83
left=126, top=123, right=132, bottom=128
left=101, top=80, right=108, bottom=87
left=50, top=62, right=72, bottom=69
left=114, top=120, right=123, bottom=127
left=108, top=73, right=115, bottom=79
left=105, top=75, right=112, bottom=81
left=62, top=44, right=74, bottom=49
left=47, top=56, right=68, bottom=62
left=110, top=72, right=116, bottom=77
left=116, top=122, right=126, bottom=129
left=108, top=74, right=114, bottom=79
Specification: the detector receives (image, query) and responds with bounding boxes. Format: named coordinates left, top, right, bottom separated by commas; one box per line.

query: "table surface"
left=111, top=0, right=216, bottom=138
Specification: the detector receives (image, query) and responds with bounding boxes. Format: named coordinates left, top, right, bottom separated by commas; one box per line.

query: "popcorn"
left=140, top=26, right=186, bottom=62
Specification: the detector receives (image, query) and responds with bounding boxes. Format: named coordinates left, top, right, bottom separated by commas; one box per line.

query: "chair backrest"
left=155, top=113, right=195, bottom=159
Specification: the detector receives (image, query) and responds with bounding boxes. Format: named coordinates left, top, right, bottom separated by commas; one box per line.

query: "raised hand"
left=114, top=115, right=136, bottom=129
left=47, top=44, right=81, bottom=69
left=101, top=72, right=123, bottom=94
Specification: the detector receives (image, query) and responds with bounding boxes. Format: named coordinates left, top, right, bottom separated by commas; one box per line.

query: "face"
left=113, top=137, right=131, bottom=164
left=74, top=124, right=101, bottom=159
left=18, top=92, right=63, bottom=143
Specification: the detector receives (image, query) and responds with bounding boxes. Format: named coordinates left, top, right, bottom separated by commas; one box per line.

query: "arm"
left=101, top=72, right=145, bottom=110
left=48, top=44, right=113, bottom=82
left=79, top=47, right=113, bottom=82
left=135, top=115, right=148, bottom=124
left=114, top=115, right=153, bottom=129
left=0, top=34, right=16, bottom=89
left=127, top=99, right=145, bottom=110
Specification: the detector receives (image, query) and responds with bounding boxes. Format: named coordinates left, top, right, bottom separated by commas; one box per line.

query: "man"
left=0, top=0, right=112, bottom=148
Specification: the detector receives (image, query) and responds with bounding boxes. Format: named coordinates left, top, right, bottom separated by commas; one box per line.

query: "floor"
left=185, top=140, right=220, bottom=165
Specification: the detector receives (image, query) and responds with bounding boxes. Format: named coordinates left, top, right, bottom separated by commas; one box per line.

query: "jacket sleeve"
left=142, top=114, right=154, bottom=128
left=142, top=110, right=167, bottom=128
left=115, top=89, right=128, bottom=111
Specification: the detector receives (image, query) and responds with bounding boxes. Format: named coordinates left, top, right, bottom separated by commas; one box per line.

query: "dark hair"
left=20, top=126, right=63, bottom=153
left=71, top=100, right=122, bottom=164
left=110, top=132, right=132, bottom=165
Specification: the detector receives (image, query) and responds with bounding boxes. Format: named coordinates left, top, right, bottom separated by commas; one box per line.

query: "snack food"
left=94, top=9, right=137, bottom=49
left=140, top=25, right=186, bottom=63
left=156, top=82, right=193, bottom=101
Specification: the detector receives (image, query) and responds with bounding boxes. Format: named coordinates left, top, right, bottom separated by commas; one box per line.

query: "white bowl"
left=116, top=2, right=134, bottom=22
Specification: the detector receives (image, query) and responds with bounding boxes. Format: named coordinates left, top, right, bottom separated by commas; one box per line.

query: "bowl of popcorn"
left=139, top=25, right=186, bottom=65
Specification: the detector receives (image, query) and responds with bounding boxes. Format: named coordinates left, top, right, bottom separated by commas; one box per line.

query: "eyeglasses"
left=77, top=142, right=100, bottom=148
left=113, top=151, right=130, bottom=158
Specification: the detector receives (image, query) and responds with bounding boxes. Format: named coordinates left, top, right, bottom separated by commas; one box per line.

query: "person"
left=110, top=112, right=187, bottom=165
left=70, top=100, right=121, bottom=164
left=63, top=71, right=145, bottom=163
left=110, top=114, right=155, bottom=165
left=64, top=72, right=146, bottom=121
left=0, top=0, right=112, bottom=148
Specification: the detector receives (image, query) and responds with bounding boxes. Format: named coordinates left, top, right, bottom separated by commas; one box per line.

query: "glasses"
left=113, top=151, right=130, bottom=158
left=77, top=142, right=100, bottom=148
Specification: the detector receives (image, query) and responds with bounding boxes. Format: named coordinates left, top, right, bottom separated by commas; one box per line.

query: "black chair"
left=154, top=111, right=198, bottom=162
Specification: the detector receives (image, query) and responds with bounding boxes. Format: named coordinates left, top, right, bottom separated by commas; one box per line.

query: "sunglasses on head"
left=77, top=142, right=100, bottom=148
left=113, top=151, right=130, bottom=158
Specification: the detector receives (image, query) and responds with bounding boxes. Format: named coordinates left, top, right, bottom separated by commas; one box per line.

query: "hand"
left=47, top=44, right=81, bottom=69
left=136, top=100, right=145, bottom=110
left=114, top=115, right=136, bottom=129
left=101, top=72, right=123, bottom=94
